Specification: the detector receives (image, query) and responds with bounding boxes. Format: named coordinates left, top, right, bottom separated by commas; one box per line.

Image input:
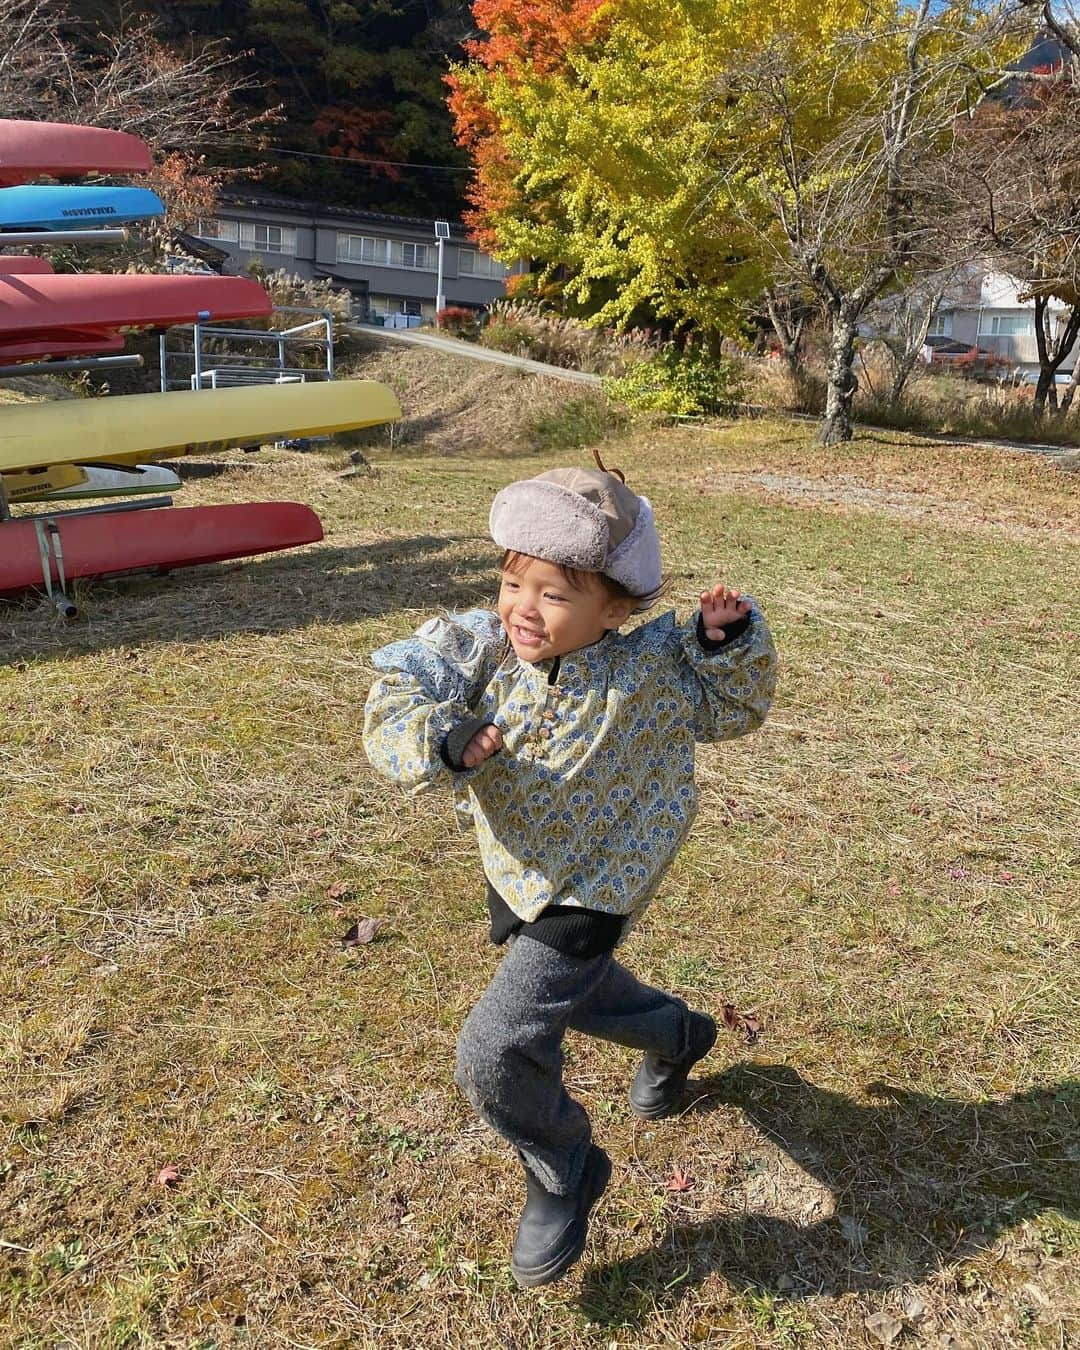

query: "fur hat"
left=489, top=455, right=662, bottom=602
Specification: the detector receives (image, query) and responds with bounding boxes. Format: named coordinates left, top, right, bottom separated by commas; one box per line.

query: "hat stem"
left=591, top=447, right=626, bottom=484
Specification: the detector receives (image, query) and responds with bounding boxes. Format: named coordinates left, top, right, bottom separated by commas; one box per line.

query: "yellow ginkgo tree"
left=452, top=0, right=1026, bottom=440
left=712, top=0, right=1025, bottom=440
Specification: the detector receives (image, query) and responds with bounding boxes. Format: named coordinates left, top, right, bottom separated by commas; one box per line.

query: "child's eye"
left=502, top=579, right=519, bottom=590
left=544, top=593, right=565, bottom=603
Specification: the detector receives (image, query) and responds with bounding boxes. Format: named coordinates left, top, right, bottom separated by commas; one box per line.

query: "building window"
left=196, top=218, right=239, bottom=243
left=337, top=233, right=434, bottom=270
left=402, top=300, right=423, bottom=316
left=238, top=222, right=296, bottom=254
left=338, top=234, right=390, bottom=265
left=987, top=314, right=1034, bottom=336
left=458, top=248, right=510, bottom=279
left=926, top=310, right=952, bottom=338
left=400, top=242, right=430, bottom=270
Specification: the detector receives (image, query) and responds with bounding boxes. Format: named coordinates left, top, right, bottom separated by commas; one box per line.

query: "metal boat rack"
left=159, top=305, right=335, bottom=392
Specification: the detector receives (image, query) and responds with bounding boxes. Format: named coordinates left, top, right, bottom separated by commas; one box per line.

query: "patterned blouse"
left=363, top=606, right=777, bottom=927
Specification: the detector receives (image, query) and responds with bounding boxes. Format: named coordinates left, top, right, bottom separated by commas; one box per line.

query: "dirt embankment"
left=339, top=333, right=605, bottom=456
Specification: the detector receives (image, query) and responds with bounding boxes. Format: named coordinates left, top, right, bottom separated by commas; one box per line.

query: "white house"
left=926, top=270, right=1078, bottom=381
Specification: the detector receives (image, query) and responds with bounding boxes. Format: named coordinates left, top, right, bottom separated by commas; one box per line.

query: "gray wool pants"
left=454, top=934, right=693, bottom=1196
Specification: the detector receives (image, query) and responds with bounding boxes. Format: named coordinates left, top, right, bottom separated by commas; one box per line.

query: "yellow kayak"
left=3, top=462, right=88, bottom=500
left=0, top=380, right=401, bottom=474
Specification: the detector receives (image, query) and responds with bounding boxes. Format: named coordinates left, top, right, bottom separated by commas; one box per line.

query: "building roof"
left=216, top=187, right=473, bottom=241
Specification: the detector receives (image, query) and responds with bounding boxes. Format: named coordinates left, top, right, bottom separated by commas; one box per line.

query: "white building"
left=927, top=270, right=1077, bottom=380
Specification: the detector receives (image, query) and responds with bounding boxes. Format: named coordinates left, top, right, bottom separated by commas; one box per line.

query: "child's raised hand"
left=700, top=584, right=751, bottom=642
left=462, top=723, right=504, bottom=769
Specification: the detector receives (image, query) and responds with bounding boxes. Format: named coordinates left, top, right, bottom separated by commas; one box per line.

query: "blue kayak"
left=0, top=184, right=164, bottom=231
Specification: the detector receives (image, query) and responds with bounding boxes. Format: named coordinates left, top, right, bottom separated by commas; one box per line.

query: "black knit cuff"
left=440, top=717, right=497, bottom=772
left=485, top=881, right=624, bottom=958
left=696, top=609, right=752, bottom=652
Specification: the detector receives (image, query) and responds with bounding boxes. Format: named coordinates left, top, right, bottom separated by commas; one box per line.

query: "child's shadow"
left=581, top=1063, right=1079, bottom=1317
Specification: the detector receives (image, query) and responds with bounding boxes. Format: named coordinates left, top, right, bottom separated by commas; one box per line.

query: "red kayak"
left=0, top=334, right=127, bottom=360
left=0, top=502, right=323, bottom=597
left=0, top=120, right=152, bottom=188
left=0, top=273, right=271, bottom=360
left=0, top=257, right=53, bottom=274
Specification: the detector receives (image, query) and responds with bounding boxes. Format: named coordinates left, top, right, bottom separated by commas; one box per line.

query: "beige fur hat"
left=489, top=455, right=662, bottom=599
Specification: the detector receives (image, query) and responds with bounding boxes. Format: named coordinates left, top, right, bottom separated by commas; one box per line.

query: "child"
left=363, top=462, right=777, bottom=1288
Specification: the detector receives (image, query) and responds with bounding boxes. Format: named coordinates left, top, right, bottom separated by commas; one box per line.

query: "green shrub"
left=523, top=395, right=626, bottom=452
left=479, top=316, right=530, bottom=358
left=604, top=345, right=747, bottom=416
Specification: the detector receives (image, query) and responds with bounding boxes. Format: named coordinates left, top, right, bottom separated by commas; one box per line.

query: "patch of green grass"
left=523, top=394, right=625, bottom=452
left=744, top=1290, right=816, bottom=1345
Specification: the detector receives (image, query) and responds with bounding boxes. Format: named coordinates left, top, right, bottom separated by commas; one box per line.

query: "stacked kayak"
left=6, top=463, right=183, bottom=504
left=0, top=185, right=164, bottom=231
left=0, top=381, right=402, bottom=473
left=16, top=463, right=182, bottom=503
left=0, top=273, right=272, bottom=360
left=0, top=120, right=153, bottom=187
left=0, top=117, right=401, bottom=608
left=0, top=502, right=325, bottom=599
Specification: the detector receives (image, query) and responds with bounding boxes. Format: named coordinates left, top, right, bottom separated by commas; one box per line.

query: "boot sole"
left=510, top=1150, right=612, bottom=1289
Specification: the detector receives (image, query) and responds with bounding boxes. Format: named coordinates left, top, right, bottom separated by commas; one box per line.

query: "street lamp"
left=434, top=219, right=450, bottom=324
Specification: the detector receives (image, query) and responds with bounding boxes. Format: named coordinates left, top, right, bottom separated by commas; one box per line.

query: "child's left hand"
left=700, top=583, right=751, bottom=641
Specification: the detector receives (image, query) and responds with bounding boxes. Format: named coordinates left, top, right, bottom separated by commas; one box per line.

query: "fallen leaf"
left=155, top=1164, right=181, bottom=1188
left=864, top=1311, right=904, bottom=1345
left=721, top=1004, right=762, bottom=1045
left=666, top=1166, right=694, bottom=1192
left=326, top=880, right=349, bottom=900
left=341, top=918, right=383, bottom=947
left=309, top=827, right=328, bottom=841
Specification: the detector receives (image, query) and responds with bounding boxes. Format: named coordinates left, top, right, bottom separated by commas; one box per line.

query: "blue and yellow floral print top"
left=363, top=606, right=777, bottom=927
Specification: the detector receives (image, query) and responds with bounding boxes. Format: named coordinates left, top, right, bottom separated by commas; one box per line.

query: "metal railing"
left=190, top=368, right=308, bottom=390
left=159, top=305, right=335, bottom=392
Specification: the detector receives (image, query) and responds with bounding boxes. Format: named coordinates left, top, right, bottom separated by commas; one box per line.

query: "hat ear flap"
left=604, top=495, right=661, bottom=599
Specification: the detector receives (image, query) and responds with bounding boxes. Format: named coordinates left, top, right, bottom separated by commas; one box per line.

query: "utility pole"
left=434, top=219, right=450, bottom=324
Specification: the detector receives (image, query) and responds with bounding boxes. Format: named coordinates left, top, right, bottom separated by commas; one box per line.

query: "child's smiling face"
left=498, top=555, right=636, bottom=663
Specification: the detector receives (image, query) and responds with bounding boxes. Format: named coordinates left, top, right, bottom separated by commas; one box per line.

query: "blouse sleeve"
left=671, top=601, right=778, bottom=744
left=362, top=610, right=505, bottom=791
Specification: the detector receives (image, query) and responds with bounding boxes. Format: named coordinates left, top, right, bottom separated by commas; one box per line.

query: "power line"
left=261, top=145, right=473, bottom=174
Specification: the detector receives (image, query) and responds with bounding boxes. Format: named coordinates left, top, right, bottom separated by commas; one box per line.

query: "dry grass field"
left=1, top=360, right=1077, bottom=1348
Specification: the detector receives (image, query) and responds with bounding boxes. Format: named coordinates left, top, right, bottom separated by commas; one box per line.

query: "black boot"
left=629, top=1011, right=718, bottom=1120
left=510, top=1144, right=611, bottom=1289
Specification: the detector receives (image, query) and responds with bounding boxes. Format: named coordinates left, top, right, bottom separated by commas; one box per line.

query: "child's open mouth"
left=512, top=624, right=546, bottom=648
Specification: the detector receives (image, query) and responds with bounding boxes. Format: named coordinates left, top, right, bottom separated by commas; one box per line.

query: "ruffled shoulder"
left=370, top=609, right=506, bottom=704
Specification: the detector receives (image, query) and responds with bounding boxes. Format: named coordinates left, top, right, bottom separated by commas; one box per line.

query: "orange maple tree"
left=446, top=0, right=609, bottom=249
